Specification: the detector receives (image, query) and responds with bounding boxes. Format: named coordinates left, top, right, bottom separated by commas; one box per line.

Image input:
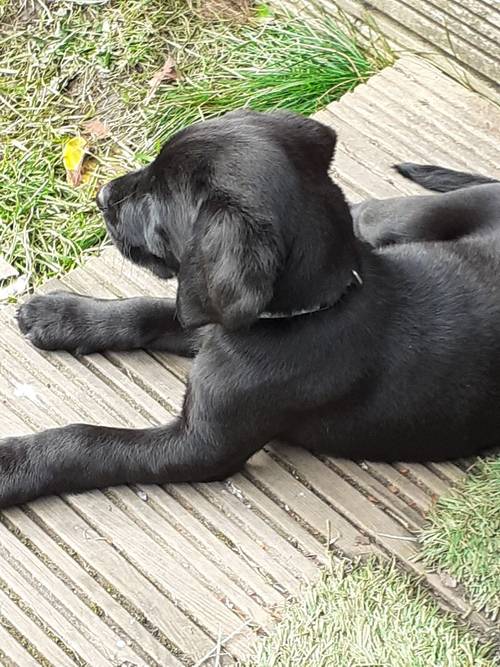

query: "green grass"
left=246, top=558, right=496, bottom=667
left=0, top=0, right=392, bottom=292
left=420, top=458, right=500, bottom=621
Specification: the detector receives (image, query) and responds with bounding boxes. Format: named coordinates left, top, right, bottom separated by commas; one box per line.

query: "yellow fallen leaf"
left=63, top=136, right=88, bottom=186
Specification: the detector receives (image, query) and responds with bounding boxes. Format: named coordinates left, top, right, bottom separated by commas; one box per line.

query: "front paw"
left=17, top=292, right=93, bottom=354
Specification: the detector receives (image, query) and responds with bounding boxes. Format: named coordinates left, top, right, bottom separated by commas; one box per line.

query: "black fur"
left=2, top=110, right=500, bottom=507
left=394, top=162, right=498, bottom=192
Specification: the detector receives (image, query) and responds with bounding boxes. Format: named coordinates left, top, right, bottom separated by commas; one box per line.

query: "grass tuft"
left=245, top=558, right=496, bottom=667
left=419, top=458, right=500, bottom=620
left=0, top=0, right=392, bottom=290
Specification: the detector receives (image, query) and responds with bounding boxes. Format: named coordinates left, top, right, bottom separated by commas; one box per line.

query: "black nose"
left=96, top=183, right=110, bottom=211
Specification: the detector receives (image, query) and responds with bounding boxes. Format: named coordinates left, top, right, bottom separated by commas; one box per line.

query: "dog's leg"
left=0, top=402, right=263, bottom=508
left=17, top=293, right=201, bottom=356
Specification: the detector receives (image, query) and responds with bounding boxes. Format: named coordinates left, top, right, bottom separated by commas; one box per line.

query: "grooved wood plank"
left=245, top=451, right=381, bottom=558
left=0, top=341, right=258, bottom=661
left=314, top=110, right=420, bottom=197
left=114, top=483, right=288, bottom=607
left=0, top=507, right=183, bottom=666
left=269, top=445, right=492, bottom=632
left=0, top=625, right=41, bottom=667
left=362, top=462, right=434, bottom=513
left=101, top=485, right=277, bottom=628
left=288, top=0, right=499, bottom=99
left=371, top=69, right=499, bottom=173
left=392, top=59, right=500, bottom=144
left=61, top=491, right=255, bottom=659
left=322, top=458, right=424, bottom=530
left=0, top=522, right=145, bottom=667
left=13, top=495, right=213, bottom=662
left=0, top=547, right=115, bottom=666
left=164, top=483, right=313, bottom=595
left=0, top=587, right=75, bottom=667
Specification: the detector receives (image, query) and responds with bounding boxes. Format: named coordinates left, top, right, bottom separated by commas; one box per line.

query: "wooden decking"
left=1, top=57, right=499, bottom=666
left=284, top=0, right=500, bottom=102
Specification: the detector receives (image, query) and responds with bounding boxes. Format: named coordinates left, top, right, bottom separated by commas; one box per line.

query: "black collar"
left=259, top=269, right=363, bottom=320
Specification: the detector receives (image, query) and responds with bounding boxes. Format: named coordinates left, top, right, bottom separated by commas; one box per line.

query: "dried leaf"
left=82, top=118, right=110, bottom=139
left=145, top=57, right=177, bottom=102
left=63, top=136, right=88, bottom=187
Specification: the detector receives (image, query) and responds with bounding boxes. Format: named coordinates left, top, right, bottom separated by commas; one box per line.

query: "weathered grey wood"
left=165, top=483, right=311, bottom=595
left=394, top=463, right=451, bottom=498
left=0, top=507, right=183, bottom=666
left=119, top=483, right=289, bottom=607
left=245, top=451, right=381, bottom=558
left=0, top=521, right=144, bottom=667
left=322, top=458, right=424, bottom=530
left=0, top=625, right=41, bottom=667
left=394, top=58, right=500, bottom=144
left=276, top=0, right=499, bottom=101
left=101, top=485, right=277, bottom=628
left=369, top=70, right=499, bottom=173
left=0, top=545, right=115, bottom=665
left=15, top=494, right=213, bottom=662
left=1, top=57, right=499, bottom=661
left=363, top=462, right=434, bottom=513
left=0, top=586, right=75, bottom=667
left=269, top=444, right=493, bottom=633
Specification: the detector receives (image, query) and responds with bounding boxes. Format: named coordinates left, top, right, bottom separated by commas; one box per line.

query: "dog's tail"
left=393, top=163, right=499, bottom=193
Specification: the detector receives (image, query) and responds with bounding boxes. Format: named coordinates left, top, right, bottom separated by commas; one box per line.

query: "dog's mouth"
left=103, top=214, right=178, bottom=280
left=129, top=247, right=178, bottom=280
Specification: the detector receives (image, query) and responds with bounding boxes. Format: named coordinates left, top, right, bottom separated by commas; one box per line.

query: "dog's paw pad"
left=16, top=292, right=81, bottom=351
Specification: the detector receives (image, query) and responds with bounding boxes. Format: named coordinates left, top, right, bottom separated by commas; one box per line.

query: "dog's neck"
left=259, top=268, right=363, bottom=320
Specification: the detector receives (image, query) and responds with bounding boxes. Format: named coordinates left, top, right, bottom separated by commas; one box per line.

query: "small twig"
left=376, top=532, right=418, bottom=542
left=83, top=528, right=107, bottom=542
left=193, top=621, right=250, bottom=667
left=214, top=626, right=222, bottom=666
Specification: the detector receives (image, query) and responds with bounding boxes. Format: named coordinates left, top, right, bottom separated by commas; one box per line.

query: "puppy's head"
left=98, top=110, right=358, bottom=330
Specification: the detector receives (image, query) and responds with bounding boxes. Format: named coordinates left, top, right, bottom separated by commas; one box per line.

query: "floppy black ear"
left=176, top=201, right=282, bottom=330
left=226, top=110, right=337, bottom=175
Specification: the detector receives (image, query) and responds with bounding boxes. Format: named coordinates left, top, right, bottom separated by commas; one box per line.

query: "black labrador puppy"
left=1, top=110, right=500, bottom=508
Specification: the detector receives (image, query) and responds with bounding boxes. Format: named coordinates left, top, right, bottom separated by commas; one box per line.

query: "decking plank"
left=116, top=483, right=288, bottom=608
left=394, top=58, right=500, bottom=144
left=17, top=495, right=213, bottom=662
left=362, top=462, right=434, bottom=513
left=62, top=491, right=255, bottom=660
left=321, top=458, right=424, bottom=530
left=0, top=547, right=114, bottom=666
left=0, top=587, right=75, bottom=667
left=341, top=85, right=473, bottom=173
left=102, top=485, right=277, bottom=628
left=269, top=445, right=493, bottom=632
left=370, top=69, right=499, bottom=174
left=362, top=73, right=498, bottom=175
left=0, top=506, right=183, bottom=666
left=244, top=451, right=380, bottom=558
left=0, top=625, right=41, bottom=667
left=0, top=521, right=142, bottom=667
